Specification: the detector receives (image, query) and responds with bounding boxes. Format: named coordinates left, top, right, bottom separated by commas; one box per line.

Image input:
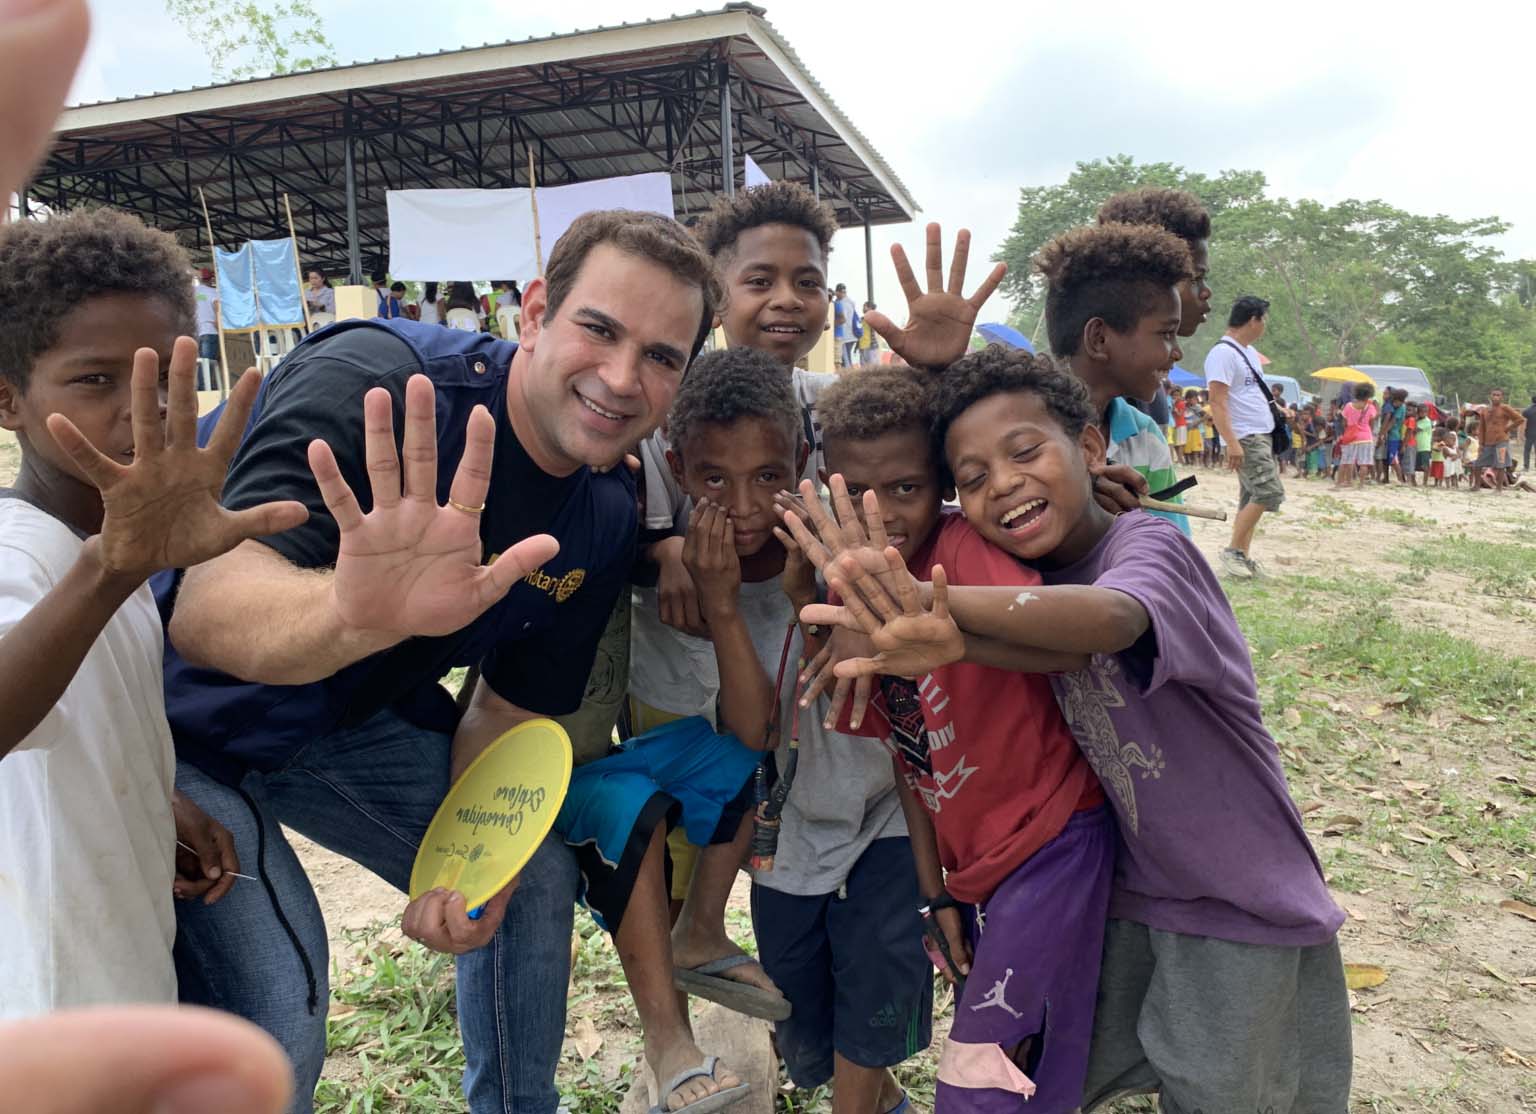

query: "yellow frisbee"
left=409, top=718, right=573, bottom=910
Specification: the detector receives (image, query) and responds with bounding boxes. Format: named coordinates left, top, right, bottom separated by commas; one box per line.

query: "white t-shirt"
left=418, top=298, right=442, bottom=325
left=627, top=574, right=904, bottom=894
left=193, top=282, right=219, bottom=336
left=638, top=367, right=836, bottom=532
left=1203, top=339, right=1275, bottom=439
left=0, top=501, right=177, bottom=1017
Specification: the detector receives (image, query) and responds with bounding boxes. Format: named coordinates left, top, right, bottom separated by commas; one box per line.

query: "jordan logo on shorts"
left=970, top=968, right=1024, bottom=1019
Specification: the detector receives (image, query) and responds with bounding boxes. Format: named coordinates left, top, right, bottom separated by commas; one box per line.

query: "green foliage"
left=166, top=0, right=337, bottom=81
left=994, top=156, right=1536, bottom=402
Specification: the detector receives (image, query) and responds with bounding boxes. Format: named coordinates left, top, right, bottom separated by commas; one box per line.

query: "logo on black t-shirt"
left=521, top=565, right=586, bottom=602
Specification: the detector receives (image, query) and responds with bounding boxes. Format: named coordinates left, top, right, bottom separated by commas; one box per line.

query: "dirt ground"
left=4, top=432, right=1533, bottom=1111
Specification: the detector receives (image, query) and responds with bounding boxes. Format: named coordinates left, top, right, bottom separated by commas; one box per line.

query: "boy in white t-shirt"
left=0, top=209, right=307, bottom=1017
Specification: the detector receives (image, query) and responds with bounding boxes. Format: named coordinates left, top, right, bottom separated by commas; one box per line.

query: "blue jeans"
left=173, top=709, right=579, bottom=1114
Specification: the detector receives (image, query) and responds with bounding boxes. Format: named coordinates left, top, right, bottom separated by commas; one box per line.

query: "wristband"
left=926, top=889, right=962, bottom=913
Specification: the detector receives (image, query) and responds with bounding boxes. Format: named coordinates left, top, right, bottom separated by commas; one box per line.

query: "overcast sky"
left=70, top=0, right=1536, bottom=314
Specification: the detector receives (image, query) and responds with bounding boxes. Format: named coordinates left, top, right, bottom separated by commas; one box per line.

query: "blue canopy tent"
left=976, top=322, right=1034, bottom=353
left=1168, top=366, right=1204, bottom=388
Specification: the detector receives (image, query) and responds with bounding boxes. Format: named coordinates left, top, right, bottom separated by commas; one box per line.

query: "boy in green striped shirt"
left=1035, top=222, right=1194, bottom=535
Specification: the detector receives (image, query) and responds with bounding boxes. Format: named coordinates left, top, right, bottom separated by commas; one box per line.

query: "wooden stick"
left=1140, top=495, right=1227, bottom=522
left=196, top=186, right=233, bottom=400
left=528, top=146, right=543, bottom=276
left=282, top=193, right=312, bottom=335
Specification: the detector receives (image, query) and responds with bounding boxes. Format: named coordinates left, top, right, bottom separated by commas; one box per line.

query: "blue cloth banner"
left=213, top=239, right=303, bottom=328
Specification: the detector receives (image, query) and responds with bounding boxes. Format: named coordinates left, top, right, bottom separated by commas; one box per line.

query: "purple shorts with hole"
left=936, top=805, right=1113, bottom=1113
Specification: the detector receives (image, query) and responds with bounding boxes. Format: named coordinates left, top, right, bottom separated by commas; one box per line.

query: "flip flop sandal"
left=673, top=954, right=792, bottom=1021
left=647, top=1055, right=752, bottom=1114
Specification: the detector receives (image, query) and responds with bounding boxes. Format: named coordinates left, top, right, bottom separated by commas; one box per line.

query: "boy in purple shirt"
left=792, top=347, right=1351, bottom=1114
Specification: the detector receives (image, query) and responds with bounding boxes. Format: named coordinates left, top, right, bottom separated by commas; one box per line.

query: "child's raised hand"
left=808, top=559, right=965, bottom=680
left=798, top=626, right=877, bottom=730
left=779, top=518, right=818, bottom=614
left=865, top=223, right=1006, bottom=371
left=681, top=500, right=741, bottom=621
left=44, top=338, right=309, bottom=582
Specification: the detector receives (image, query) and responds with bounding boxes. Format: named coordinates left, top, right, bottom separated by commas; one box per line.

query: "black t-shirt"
left=160, top=320, right=636, bottom=779
left=1523, top=403, right=1536, bottom=436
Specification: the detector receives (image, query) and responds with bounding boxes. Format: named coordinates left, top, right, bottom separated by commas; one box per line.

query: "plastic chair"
left=496, top=305, right=519, bottom=340
left=307, top=311, right=335, bottom=332
left=446, top=307, right=480, bottom=331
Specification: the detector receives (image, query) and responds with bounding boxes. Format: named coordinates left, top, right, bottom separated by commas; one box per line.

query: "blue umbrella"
left=1168, top=366, right=1204, bottom=388
left=976, top=322, right=1034, bottom=353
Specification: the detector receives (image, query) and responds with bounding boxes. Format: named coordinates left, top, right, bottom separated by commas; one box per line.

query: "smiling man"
left=158, top=210, right=719, bottom=1114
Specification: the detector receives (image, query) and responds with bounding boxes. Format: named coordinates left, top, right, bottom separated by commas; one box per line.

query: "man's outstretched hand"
left=45, top=338, right=309, bottom=581
left=865, top=223, right=1006, bottom=371
left=309, top=374, right=559, bottom=639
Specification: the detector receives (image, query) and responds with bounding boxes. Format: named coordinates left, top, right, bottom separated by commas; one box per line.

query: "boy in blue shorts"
left=799, top=348, right=1352, bottom=1114
left=1034, top=222, right=1193, bottom=535
left=558, top=348, right=819, bottom=1112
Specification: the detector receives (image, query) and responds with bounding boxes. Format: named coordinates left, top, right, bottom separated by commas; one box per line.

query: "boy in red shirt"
left=785, top=366, right=1110, bottom=1114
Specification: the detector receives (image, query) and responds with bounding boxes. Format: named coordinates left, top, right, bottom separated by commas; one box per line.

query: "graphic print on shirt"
left=880, top=676, right=931, bottom=777
left=892, top=671, right=975, bottom=814
left=1055, top=655, right=1165, bottom=834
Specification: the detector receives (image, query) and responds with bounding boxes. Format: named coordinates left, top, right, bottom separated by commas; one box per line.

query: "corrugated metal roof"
left=35, top=5, right=916, bottom=272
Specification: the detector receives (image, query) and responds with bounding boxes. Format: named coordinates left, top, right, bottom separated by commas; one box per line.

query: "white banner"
left=387, top=173, right=675, bottom=281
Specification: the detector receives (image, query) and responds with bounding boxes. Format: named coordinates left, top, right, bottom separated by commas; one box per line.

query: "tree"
left=994, top=156, right=1526, bottom=398
left=166, top=0, right=336, bottom=81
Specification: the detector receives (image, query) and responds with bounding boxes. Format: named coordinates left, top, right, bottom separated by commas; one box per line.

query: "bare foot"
left=647, top=1035, right=742, bottom=1112
left=670, top=928, right=780, bottom=996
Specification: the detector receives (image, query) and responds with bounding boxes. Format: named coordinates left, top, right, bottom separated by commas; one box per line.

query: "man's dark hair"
left=818, top=363, right=931, bottom=444
left=389, top=281, right=406, bottom=294
left=930, top=345, right=1095, bottom=480
left=544, top=209, right=722, bottom=362
left=668, top=346, right=802, bottom=458
left=1035, top=222, right=1193, bottom=357
left=691, top=180, right=839, bottom=266
left=0, top=208, right=195, bottom=391
left=1228, top=295, right=1270, bottom=328
left=1096, top=187, right=1212, bottom=246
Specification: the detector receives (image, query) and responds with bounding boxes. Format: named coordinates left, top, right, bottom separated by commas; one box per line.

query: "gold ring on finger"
left=449, top=499, right=486, bottom=515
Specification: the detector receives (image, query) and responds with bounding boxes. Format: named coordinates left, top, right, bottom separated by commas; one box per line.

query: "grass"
left=1389, top=535, right=1536, bottom=600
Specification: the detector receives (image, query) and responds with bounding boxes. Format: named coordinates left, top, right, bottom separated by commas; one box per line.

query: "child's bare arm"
left=683, top=501, right=776, bottom=747
left=0, top=341, right=307, bottom=755
left=806, top=547, right=1147, bottom=664
left=895, top=767, right=971, bottom=979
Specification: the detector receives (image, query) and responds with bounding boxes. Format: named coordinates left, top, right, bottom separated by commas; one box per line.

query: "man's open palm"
left=308, top=374, right=559, bottom=639
left=45, top=338, right=308, bottom=578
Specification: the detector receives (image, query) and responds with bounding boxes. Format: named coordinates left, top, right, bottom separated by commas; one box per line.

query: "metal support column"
left=718, top=62, right=734, bottom=196
left=343, top=134, right=362, bottom=284
left=864, top=211, right=875, bottom=306
left=17, top=188, right=30, bottom=219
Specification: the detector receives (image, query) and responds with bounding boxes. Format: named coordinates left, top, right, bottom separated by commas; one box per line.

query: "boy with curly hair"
left=1035, top=222, right=1193, bottom=534
left=0, top=208, right=306, bottom=1016
left=796, top=347, right=1351, bottom=1114
left=1096, top=187, right=1213, bottom=340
